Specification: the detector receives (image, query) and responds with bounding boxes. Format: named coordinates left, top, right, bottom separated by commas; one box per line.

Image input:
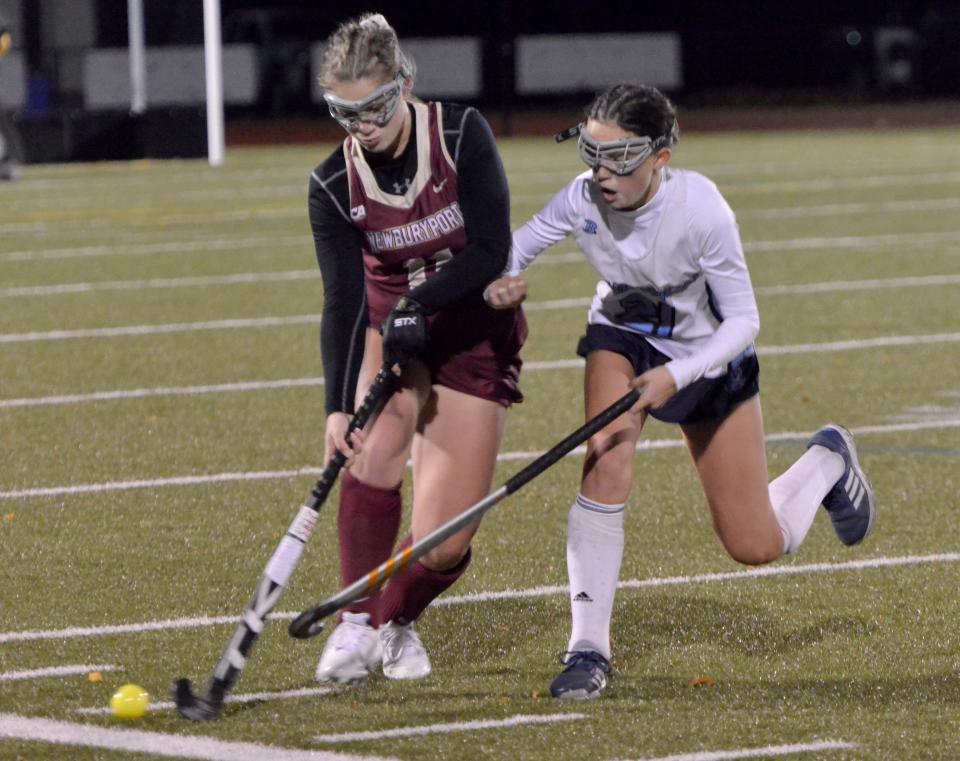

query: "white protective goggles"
left=324, top=76, right=404, bottom=131
left=556, top=122, right=676, bottom=176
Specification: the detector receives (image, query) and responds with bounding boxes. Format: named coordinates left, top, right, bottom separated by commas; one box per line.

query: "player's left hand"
left=629, top=366, right=677, bottom=413
left=323, top=411, right=365, bottom=467
left=382, top=296, right=427, bottom=368
left=484, top=275, right=527, bottom=309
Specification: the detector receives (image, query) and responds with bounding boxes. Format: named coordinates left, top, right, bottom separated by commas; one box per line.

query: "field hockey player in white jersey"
left=485, top=83, right=877, bottom=701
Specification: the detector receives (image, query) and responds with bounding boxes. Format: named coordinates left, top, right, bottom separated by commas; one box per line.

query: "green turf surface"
left=1, top=127, right=959, bottom=760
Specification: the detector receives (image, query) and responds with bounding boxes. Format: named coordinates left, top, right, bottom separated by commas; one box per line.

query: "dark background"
left=84, top=0, right=960, bottom=113
left=8, top=1, right=960, bottom=161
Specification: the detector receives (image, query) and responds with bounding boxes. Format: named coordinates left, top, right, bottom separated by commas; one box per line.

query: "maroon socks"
left=374, top=548, right=472, bottom=626
left=337, top=470, right=402, bottom=617
left=336, top=472, right=473, bottom=625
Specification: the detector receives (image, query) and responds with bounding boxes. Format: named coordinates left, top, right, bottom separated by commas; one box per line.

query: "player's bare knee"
left=721, top=535, right=781, bottom=566
left=419, top=542, right=468, bottom=571
left=583, top=442, right=634, bottom=495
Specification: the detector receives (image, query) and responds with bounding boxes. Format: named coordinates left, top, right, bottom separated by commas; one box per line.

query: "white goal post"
left=126, top=0, right=225, bottom=165
left=203, top=0, right=225, bottom=166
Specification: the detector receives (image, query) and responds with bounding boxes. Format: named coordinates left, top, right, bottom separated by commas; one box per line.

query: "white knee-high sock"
left=566, top=493, right=625, bottom=659
left=770, top=445, right=845, bottom=554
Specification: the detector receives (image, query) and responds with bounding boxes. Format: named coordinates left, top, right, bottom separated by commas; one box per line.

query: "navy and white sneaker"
left=807, top=424, right=876, bottom=546
left=549, top=651, right=611, bottom=700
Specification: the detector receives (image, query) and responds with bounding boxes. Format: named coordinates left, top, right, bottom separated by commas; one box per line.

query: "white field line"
left=0, top=182, right=305, bottom=213
left=0, top=314, right=323, bottom=344
left=754, top=273, right=960, bottom=295
left=757, top=332, right=960, bottom=355
left=3, top=295, right=960, bottom=347
left=5, top=225, right=960, bottom=266
left=1, top=270, right=318, bottom=298
left=532, top=231, right=960, bottom=268
left=436, top=553, right=960, bottom=607
left=0, top=713, right=393, bottom=761
left=5, top=270, right=958, bottom=301
left=0, top=163, right=307, bottom=189
left=2, top=159, right=957, bottom=227
left=2, top=330, right=958, bottom=410
left=0, top=613, right=252, bottom=644
left=75, top=686, right=334, bottom=716
left=0, top=377, right=325, bottom=409
left=0, top=364, right=577, bottom=410
left=2, top=415, right=959, bottom=502
left=2, top=553, right=958, bottom=645
left=486, top=273, right=960, bottom=312
left=5, top=191, right=960, bottom=255
left=0, top=207, right=301, bottom=235
left=722, top=169, right=960, bottom=194
left=4, top=166, right=957, bottom=217
left=737, top=195, right=960, bottom=219
left=1, top=188, right=957, bottom=244
left=616, top=739, right=856, bottom=761
left=0, top=234, right=305, bottom=263
left=0, top=467, right=326, bottom=499
left=0, top=664, right=118, bottom=682
left=312, top=713, right=585, bottom=744
left=743, top=229, right=960, bottom=253
left=4, top=163, right=957, bottom=198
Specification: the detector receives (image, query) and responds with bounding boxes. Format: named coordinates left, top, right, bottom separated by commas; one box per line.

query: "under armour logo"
left=573, top=591, right=593, bottom=602
left=583, top=219, right=598, bottom=235
left=432, top=178, right=448, bottom=193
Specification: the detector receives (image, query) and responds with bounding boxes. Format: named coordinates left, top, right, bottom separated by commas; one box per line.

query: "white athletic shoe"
left=379, top=621, right=432, bottom=680
left=315, top=611, right=382, bottom=684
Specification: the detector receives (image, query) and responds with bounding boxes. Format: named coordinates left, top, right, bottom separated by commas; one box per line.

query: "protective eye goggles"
left=324, top=76, right=404, bottom=131
left=555, top=122, right=676, bottom=176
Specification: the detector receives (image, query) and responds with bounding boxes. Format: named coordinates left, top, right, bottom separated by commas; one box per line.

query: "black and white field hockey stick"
left=173, top=364, right=396, bottom=722
left=288, top=386, right=641, bottom=639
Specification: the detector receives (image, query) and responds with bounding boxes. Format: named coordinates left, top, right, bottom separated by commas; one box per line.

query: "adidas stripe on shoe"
left=549, top=650, right=611, bottom=700
left=806, top=424, right=877, bottom=546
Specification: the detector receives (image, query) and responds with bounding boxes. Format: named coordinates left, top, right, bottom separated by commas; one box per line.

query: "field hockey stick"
left=173, top=364, right=396, bottom=722
left=288, top=386, right=641, bottom=639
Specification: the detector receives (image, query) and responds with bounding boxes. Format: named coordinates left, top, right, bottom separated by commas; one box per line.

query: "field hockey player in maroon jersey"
left=308, top=13, right=527, bottom=684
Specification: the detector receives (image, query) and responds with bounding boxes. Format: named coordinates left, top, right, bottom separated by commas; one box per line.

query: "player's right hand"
left=629, top=366, right=677, bottom=412
left=382, top=297, right=427, bottom=368
left=324, top=411, right=365, bottom=467
left=484, top=275, right=527, bottom=309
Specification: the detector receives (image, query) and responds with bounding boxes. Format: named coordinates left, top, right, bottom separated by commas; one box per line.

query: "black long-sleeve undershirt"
left=308, top=102, right=511, bottom=414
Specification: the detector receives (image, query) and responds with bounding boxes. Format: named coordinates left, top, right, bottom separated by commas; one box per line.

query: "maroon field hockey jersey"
left=344, top=101, right=467, bottom=327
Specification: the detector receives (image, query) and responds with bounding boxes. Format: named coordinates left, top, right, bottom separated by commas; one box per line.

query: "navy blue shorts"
left=576, top=323, right=759, bottom=425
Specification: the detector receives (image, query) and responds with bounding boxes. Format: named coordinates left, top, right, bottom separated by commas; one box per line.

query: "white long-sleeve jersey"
left=509, top=168, right=760, bottom=391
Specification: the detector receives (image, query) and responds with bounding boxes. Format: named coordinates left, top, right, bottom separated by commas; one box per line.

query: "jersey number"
left=405, top=249, right=453, bottom=288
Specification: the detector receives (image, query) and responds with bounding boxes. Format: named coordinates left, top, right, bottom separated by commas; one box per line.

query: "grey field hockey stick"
left=288, top=386, right=642, bottom=639
left=173, top=364, right=396, bottom=722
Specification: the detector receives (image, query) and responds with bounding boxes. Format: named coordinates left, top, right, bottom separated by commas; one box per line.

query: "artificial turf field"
left=1, top=126, right=959, bottom=760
